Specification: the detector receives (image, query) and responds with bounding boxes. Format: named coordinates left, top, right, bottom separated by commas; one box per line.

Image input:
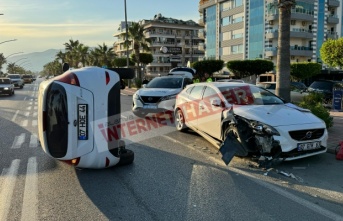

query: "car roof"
left=189, top=82, right=253, bottom=87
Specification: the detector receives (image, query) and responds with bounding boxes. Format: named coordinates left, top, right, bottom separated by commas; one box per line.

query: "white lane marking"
left=33, top=112, right=37, bottom=117
left=21, top=120, right=28, bottom=127
left=26, top=106, right=32, bottom=111
left=11, top=110, right=19, bottom=122
left=31, top=120, right=37, bottom=127
left=162, top=135, right=343, bottom=221
left=24, top=112, right=30, bottom=117
left=0, top=159, right=20, bottom=221
left=11, top=133, right=26, bottom=149
left=29, top=134, right=38, bottom=148
left=21, top=157, right=38, bottom=221
left=34, top=101, right=38, bottom=106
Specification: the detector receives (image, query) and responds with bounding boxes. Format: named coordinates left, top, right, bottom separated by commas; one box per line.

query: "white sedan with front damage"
left=174, top=82, right=328, bottom=166
left=38, top=64, right=135, bottom=169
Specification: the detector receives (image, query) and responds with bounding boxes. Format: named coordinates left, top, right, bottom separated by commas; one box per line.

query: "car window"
left=146, top=77, right=183, bottom=89
left=45, top=82, right=69, bottom=158
left=8, top=75, right=20, bottom=79
left=183, top=78, right=193, bottom=88
left=203, top=86, right=218, bottom=99
left=189, top=85, right=204, bottom=100
left=309, top=81, right=333, bottom=92
left=0, top=79, right=11, bottom=84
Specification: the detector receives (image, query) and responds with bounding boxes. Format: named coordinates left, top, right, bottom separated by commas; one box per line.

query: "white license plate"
left=144, top=104, right=157, bottom=109
left=297, top=141, right=320, bottom=151
left=78, top=104, right=88, bottom=140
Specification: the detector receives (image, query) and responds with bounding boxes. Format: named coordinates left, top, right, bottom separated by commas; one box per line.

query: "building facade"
left=198, top=0, right=342, bottom=66
left=113, top=14, right=205, bottom=77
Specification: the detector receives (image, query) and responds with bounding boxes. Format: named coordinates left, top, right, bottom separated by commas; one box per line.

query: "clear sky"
left=0, top=0, right=200, bottom=58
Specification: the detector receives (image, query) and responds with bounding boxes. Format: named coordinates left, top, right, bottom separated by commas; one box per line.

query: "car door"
left=197, top=86, right=224, bottom=140
left=183, top=85, right=205, bottom=128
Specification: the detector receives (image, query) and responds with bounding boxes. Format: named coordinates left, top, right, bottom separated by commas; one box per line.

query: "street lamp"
left=5, top=52, right=24, bottom=59
left=17, top=60, right=30, bottom=67
left=12, top=57, right=28, bottom=65
left=0, top=39, right=17, bottom=45
left=124, top=0, right=130, bottom=88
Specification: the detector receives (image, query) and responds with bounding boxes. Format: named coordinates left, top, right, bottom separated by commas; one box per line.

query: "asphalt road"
left=0, top=78, right=342, bottom=221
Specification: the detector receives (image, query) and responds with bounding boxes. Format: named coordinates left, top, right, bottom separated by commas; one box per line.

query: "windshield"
left=309, top=81, right=333, bottom=92
left=146, top=77, right=183, bottom=89
left=0, top=79, right=11, bottom=84
left=219, top=85, right=284, bottom=105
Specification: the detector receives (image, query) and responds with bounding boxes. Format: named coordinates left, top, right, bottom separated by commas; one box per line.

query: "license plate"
left=78, top=104, right=88, bottom=140
left=144, top=104, right=157, bottom=109
left=297, top=141, right=320, bottom=151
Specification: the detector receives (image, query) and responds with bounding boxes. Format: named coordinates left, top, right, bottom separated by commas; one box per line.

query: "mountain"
left=5, top=49, right=64, bottom=73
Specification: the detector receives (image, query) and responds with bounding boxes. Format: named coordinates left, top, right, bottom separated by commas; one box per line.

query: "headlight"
left=133, top=93, right=140, bottom=100
left=4, top=87, right=9, bottom=90
left=252, top=122, right=280, bottom=136
left=160, top=94, right=177, bottom=101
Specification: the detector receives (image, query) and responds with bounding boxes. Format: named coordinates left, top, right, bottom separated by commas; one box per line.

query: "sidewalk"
left=327, top=111, right=343, bottom=154
left=122, top=87, right=342, bottom=154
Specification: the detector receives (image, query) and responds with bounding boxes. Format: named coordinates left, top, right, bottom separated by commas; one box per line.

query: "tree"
left=192, top=60, right=224, bottom=78
left=320, top=38, right=343, bottom=68
left=275, top=0, right=296, bottom=103
left=227, top=60, right=274, bottom=78
left=64, top=39, right=81, bottom=67
left=114, top=57, right=134, bottom=67
left=93, top=43, right=116, bottom=67
left=0, top=53, right=6, bottom=72
left=76, top=44, right=89, bottom=67
left=121, top=22, right=151, bottom=81
left=290, top=62, right=321, bottom=81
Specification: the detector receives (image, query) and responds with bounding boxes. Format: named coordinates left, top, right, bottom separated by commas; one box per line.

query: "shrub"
left=298, top=93, right=333, bottom=128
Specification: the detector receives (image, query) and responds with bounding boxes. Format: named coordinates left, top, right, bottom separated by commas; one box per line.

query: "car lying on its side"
left=174, top=82, right=328, bottom=165
left=0, top=78, right=15, bottom=96
left=132, top=75, right=193, bottom=117
left=7, top=74, right=24, bottom=89
left=38, top=65, right=135, bottom=169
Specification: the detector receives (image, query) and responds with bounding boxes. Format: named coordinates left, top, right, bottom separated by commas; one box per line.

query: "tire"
left=175, top=109, right=187, bottom=132
left=224, top=126, right=249, bottom=157
left=133, top=111, right=147, bottom=118
left=117, top=149, right=134, bottom=166
left=20, top=85, right=23, bottom=89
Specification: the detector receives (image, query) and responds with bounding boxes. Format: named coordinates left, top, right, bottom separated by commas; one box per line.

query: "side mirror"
left=211, top=98, right=221, bottom=107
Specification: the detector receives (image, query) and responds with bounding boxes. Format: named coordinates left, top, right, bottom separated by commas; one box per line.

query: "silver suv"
left=7, top=74, right=24, bottom=89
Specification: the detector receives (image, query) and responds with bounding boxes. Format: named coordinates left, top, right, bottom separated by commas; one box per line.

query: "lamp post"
left=124, top=0, right=130, bottom=88
left=17, top=60, right=29, bottom=67
left=12, top=57, right=28, bottom=65
left=5, top=52, right=24, bottom=59
left=0, top=39, right=17, bottom=45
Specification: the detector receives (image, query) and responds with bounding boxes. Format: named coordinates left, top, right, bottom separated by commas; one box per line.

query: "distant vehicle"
left=7, top=74, right=24, bottom=89
left=132, top=75, right=193, bottom=117
left=168, top=67, right=195, bottom=79
left=22, top=74, right=33, bottom=83
left=38, top=65, right=135, bottom=169
left=0, top=78, right=15, bottom=96
left=256, top=82, right=309, bottom=103
left=216, top=79, right=244, bottom=83
left=291, top=82, right=307, bottom=91
left=308, top=80, right=343, bottom=107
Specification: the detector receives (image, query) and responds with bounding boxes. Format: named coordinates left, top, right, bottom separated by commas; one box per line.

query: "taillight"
left=61, top=157, right=80, bottom=166
left=105, top=71, right=110, bottom=85
left=55, top=71, right=80, bottom=86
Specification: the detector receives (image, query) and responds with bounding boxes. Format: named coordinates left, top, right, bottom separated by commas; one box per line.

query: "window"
left=189, top=86, right=204, bottom=100
left=222, top=16, right=231, bottom=26
left=231, top=44, right=243, bottom=54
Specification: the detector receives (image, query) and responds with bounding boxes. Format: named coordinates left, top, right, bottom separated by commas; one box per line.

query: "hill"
left=5, top=49, right=64, bottom=73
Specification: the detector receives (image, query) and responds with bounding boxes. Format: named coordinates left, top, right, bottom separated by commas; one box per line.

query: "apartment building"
left=113, top=14, right=205, bottom=77
left=198, top=0, right=342, bottom=66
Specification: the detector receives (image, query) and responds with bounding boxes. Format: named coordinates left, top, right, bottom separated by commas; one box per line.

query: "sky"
left=0, top=0, right=200, bottom=61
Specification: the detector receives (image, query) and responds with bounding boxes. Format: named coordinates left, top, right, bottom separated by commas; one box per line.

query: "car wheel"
left=224, top=126, right=249, bottom=157
left=116, top=149, right=134, bottom=166
left=175, top=109, right=187, bottom=132
left=133, top=111, right=147, bottom=118
left=20, top=85, right=23, bottom=89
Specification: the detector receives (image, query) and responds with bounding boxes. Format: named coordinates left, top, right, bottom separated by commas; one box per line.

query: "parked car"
left=291, top=82, right=307, bottom=91
left=0, top=78, right=15, bottom=96
left=168, top=67, right=195, bottom=79
left=174, top=82, right=328, bottom=164
left=307, top=80, right=343, bottom=107
left=256, top=82, right=309, bottom=103
left=7, top=74, right=24, bottom=89
left=132, top=76, right=193, bottom=117
left=38, top=65, right=135, bottom=169
left=217, top=79, right=245, bottom=83
left=22, top=74, right=33, bottom=83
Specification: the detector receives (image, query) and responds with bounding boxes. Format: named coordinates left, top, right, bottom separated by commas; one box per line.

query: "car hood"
left=137, top=88, right=181, bottom=97
left=232, top=104, right=323, bottom=127
left=0, top=83, right=13, bottom=87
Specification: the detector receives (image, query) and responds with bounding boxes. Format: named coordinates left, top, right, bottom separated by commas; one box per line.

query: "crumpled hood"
left=233, top=104, right=324, bottom=127
left=137, top=88, right=181, bottom=97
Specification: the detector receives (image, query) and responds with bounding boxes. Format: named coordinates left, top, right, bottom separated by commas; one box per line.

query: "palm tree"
left=120, top=22, right=151, bottom=81
left=75, top=44, right=89, bottom=67
left=64, top=39, right=81, bottom=67
left=7, top=62, right=17, bottom=73
left=94, top=43, right=116, bottom=67
left=0, top=53, right=6, bottom=71
left=275, top=0, right=296, bottom=102
left=55, top=50, right=66, bottom=64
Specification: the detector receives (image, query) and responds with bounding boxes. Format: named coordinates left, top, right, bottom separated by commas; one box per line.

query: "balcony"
left=198, top=30, right=206, bottom=38
left=328, top=15, right=339, bottom=24
left=266, top=9, right=314, bottom=22
left=198, top=43, right=205, bottom=50
left=266, top=29, right=313, bottom=39
left=328, top=0, right=340, bottom=7
left=326, top=31, right=338, bottom=40
left=265, top=46, right=313, bottom=57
